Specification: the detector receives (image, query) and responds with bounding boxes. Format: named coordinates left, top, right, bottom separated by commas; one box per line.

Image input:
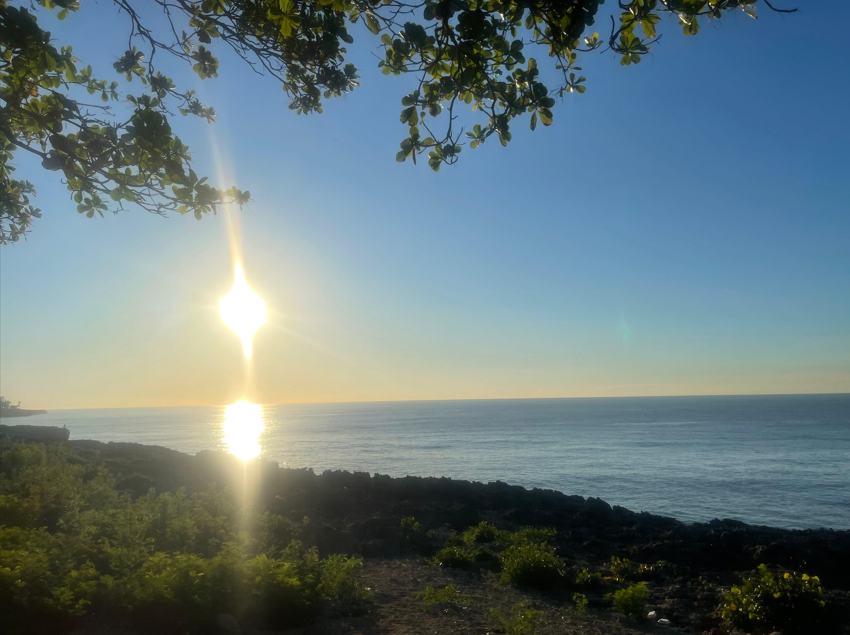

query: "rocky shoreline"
left=0, top=423, right=68, bottom=440
left=1, top=425, right=848, bottom=634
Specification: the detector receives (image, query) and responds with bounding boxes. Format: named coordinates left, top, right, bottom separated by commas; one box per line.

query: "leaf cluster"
left=1, top=0, right=791, bottom=241
left=1, top=1, right=250, bottom=243
left=721, top=563, right=827, bottom=635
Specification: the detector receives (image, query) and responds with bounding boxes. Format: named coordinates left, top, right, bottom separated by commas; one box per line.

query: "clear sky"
left=1, top=4, right=848, bottom=409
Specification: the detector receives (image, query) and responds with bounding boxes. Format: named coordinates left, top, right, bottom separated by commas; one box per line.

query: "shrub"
left=416, top=584, right=472, bottom=610
left=505, top=527, right=557, bottom=545
left=489, top=600, right=546, bottom=635
left=572, top=567, right=603, bottom=590
left=318, top=554, right=369, bottom=608
left=499, top=542, right=564, bottom=589
left=608, top=583, right=648, bottom=618
left=433, top=545, right=479, bottom=568
left=721, top=564, right=826, bottom=635
left=462, top=521, right=502, bottom=544
left=253, top=511, right=302, bottom=553
left=0, top=439, right=368, bottom=632
left=609, top=556, right=632, bottom=581
left=571, top=592, right=589, bottom=616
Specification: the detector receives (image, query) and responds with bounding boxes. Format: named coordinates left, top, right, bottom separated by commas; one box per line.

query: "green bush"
left=572, top=566, right=603, bottom=590
left=571, top=592, right=589, bottom=616
left=433, top=545, right=479, bottom=568
left=416, top=584, right=472, bottom=610
left=609, top=556, right=632, bottom=581
left=489, top=600, right=546, bottom=635
left=499, top=542, right=564, bottom=589
left=0, top=439, right=367, bottom=632
left=608, top=582, right=648, bottom=618
left=721, top=564, right=826, bottom=635
left=462, top=521, right=502, bottom=544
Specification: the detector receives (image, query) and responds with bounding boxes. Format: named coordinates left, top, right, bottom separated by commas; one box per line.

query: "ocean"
left=15, top=394, right=850, bottom=530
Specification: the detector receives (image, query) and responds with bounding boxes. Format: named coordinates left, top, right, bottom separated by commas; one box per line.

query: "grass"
left=416, top=584, right=472, bottom=610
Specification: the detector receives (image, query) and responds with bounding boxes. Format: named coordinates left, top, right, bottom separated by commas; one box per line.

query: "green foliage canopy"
left=0, top=439, right=367, bottom=632
left=1, top=0, right=795, bottom=243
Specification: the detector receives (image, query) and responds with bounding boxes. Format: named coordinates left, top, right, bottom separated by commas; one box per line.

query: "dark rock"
left=0, top=424, right=69, bottom=441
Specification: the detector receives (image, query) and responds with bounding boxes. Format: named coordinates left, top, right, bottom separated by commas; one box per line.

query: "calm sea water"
left=16, top=394, right=850, bottom=530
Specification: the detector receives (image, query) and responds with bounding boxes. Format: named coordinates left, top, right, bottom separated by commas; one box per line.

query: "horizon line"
left=21, top=390, right=850, bottom=412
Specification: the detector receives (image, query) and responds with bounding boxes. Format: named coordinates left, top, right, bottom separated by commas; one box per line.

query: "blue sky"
left=1, top=3, right=848, bottom=408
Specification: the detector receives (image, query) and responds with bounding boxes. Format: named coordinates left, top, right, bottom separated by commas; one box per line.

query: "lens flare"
left=220, top=264, right=267, bottom=359
left=222, top=401, right=264, bottom=461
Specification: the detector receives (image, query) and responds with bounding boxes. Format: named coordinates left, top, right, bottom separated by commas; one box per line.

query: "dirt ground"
left=293, top=558, right=674, bottom=635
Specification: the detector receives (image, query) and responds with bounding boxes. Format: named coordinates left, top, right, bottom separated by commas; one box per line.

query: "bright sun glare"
left=220, top=264, right=267, bottom=359
left=222, top=401, right=264, bottom=461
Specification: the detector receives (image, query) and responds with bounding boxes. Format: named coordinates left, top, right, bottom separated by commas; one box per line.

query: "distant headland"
left=0, top=396, right=47, bottom=418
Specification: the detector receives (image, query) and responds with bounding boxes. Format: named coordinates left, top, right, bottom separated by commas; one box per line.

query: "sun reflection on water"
left=222, top=401, right=264, bottom=461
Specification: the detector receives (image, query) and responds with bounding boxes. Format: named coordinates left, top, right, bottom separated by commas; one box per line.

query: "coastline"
left=0, top=408, right=48, bottom=418
left=2, top=425, right=848, bottom=634
left=20, top=394, right=849, bottom=530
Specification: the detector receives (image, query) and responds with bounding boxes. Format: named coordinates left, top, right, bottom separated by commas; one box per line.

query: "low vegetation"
left=1, top=436, right=844, bottom=635
left=571, top=566, right=604, bottom=590
left=0, top=440, right=367, bottom=633
left=608, top=556, right=653, bottom=581
left=721, top=564, right=827, bottom=635
left=462, top=521, right=502, bottom=544
left=489, top=600, right=546, bottom=635
left=437, top=522, right=565, bottom=590
left=571, top=592, right=589, bottom=616
left=434, top=545, right=480, bottom=568
left=416, top=584, right=472, bottom=610
left=499, top=541, right=565, bottom=589
left=608, top=582, right=648, bottom=618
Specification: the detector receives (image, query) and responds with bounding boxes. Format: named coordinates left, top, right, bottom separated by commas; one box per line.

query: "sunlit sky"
left=1, top=5, right=848, bottom=409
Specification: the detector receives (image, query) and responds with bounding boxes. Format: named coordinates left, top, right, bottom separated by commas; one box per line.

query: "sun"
left=220, top=264, right=267, bottom=359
